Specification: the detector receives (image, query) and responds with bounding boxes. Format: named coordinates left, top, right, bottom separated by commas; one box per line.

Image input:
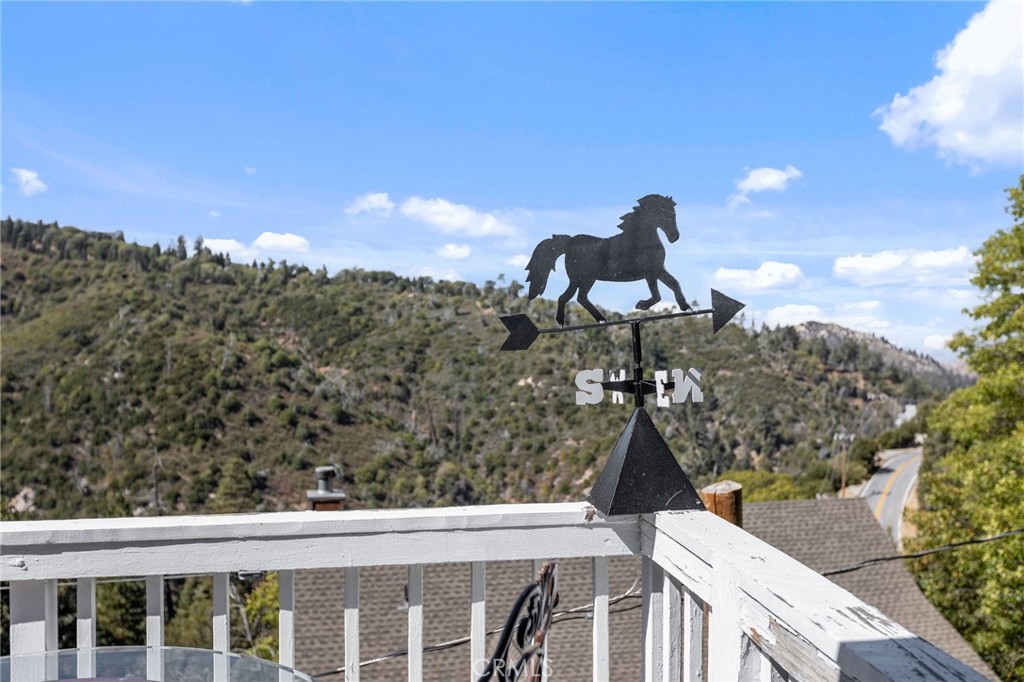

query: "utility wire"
left=307, top=581, right=643, bottom=680
left=822, top=528, right=1024, bottom=577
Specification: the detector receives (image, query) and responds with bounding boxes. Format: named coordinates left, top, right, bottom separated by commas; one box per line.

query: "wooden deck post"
left=700, top=480, right=742, bottom=528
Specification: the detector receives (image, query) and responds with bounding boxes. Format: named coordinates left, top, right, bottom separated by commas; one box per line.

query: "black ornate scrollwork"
left=476, top=562, right=559, bottom=682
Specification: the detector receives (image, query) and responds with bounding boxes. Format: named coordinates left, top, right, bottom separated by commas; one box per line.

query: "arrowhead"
left=500, top=314, right=540, bottom=351
left=711, top=289, right=745, bottom=334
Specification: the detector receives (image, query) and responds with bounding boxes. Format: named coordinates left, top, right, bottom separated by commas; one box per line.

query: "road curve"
left=860, top=448, right=922, bottom=548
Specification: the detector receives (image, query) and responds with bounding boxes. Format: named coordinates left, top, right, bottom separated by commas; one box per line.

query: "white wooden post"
left=707, top=585, right=743, bottom=681
left=9, top=579, right=58, bottom=682
left=345, top=566, right=360, bottom=682
left=682, top=588, right=704, bottom=682
left=470, top=560, right=487, bottom=681
left=663, top=574, right=682, bottom=682
left=407, top=565, right=424, bottom=681
left=146, top=575, right=165, bottom=682
left=212, top=573, right=230, bottom=682
left=77, top=577, right=97, bottom=678
left=642, top=556, right=665, bottom=682
left=278, top=569, right=295, bottom=681
left=591, top=557, right=610, bottom=682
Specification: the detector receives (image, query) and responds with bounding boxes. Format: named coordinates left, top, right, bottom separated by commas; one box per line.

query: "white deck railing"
left=1, top=502, right=987, bottom=681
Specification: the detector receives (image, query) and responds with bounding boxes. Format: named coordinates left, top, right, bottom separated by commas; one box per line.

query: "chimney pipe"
left=307, top=464, right=347, bottom=511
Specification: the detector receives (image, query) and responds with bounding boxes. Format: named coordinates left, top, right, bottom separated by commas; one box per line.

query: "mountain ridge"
left=1, top=218, right=963, bottom=519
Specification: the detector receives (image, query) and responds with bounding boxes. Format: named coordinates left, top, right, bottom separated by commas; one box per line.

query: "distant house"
left=294, top=498, right=995, bottom=680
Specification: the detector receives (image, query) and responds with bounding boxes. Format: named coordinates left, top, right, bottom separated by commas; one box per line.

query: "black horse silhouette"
left=525, top=194, right=691, bottom=326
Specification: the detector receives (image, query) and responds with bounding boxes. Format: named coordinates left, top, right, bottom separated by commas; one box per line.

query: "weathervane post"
left=499, top=193, right=745, bottom=516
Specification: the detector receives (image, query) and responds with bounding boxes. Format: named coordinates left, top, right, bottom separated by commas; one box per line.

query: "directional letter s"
left=575, top=369, right=604, bottom=405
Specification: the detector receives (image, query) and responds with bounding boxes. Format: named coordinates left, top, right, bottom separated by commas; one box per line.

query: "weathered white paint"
left=147, top=575, right=165, bottom=682
left=663, top=574, right=682, bottom=682
left=345, top=566, right=360, bottom=682
left=77, top=577, right=97, bottom=678
left=407, top=565, right=423, bottom=681
left=591, top=556, right=610, bottom=682
left=682, top=588, right=705, bottom=682
left=470, top=560, right=486, bottom=681
left=1, top=503, right=638, bottom=581
left=0, top=503, right=989, bottom=682
left=9, top=579, right=57, bottom=682
left=644, top=511, right=988, bottom=682
left=641, top=556, right=664, bottom=682
left=279, top=569, right=295, bottom=675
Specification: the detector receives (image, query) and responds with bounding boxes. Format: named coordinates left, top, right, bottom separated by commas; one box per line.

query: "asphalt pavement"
left=859, top=447, right=922, bottom=548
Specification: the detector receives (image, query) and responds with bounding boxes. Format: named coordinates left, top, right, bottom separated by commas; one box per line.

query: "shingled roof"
left=294, top=499, right=995, bottom=680
left=744, top=498, right=996, bottom=680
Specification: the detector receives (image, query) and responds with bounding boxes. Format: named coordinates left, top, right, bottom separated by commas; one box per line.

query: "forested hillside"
left=911, top=178, right=1024, bottom=682
left=1, top=218, right=967, bottom=520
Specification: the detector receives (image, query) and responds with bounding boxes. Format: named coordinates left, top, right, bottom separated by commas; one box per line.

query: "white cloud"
left=208, top=210, right=220, bottom=218
left=728, top=165, right=802, bottom=208
left=244, top=167, right=258, bottom=175
left=507, top=254, right=530, bottom=268
left=401, top=196, right=516, bottom=237
left=415, top=266, right=462, bottom=282
left=712, top=260, right=805, bottom=293
left=759, top=301, right=890, bottom=332
left=345, top=192, right=395, bottom=219
left=924, top=333, right=952, bottom=350
left=834, top=300, right=891, bottom=331
left=946, top=288, right=975, bottom=302
left=205, top=238, right=247, bottom=254
left=206, top=231, right=310, bottom=261
left=11, top=168, right=48, bottom=197
left=833, top=246, right=974, bottom=286
left=874, top=0, right=1024, bottom=169
left=252, top=231, right=310, bottom=253
left=762, top=304, right=822, bottom=327
left=437, top=243, right=471, bottom=260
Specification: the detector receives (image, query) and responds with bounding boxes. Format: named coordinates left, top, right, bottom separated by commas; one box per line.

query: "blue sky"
left=3, top=2, right=1022, bottom=363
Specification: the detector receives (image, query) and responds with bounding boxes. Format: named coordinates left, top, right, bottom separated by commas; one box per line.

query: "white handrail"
left=0, top=503, right=990, bottom=682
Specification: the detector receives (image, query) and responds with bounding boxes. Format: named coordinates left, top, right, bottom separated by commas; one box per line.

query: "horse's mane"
left=616, top=194, right=676, bottom=232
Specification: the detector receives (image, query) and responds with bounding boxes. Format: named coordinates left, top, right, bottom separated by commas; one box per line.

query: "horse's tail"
left=525, top=234, right=572, bottom=300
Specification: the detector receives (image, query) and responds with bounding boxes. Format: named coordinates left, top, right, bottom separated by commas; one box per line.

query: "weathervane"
left=499, top=194, right=745, bottom=516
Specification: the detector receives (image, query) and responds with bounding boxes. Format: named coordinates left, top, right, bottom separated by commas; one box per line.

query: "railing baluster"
left=212, top=573, right=230, bottom=651
left=9, top=579, right=58, bottom=682
left=739, top=634, right=787, bottom=682
left=77, top=577, right=97, bottom=678
left=642, top=556, right=665, bottom=682
left=663, top=574, right=682, bottom=682
left=682, top=588, right=704, bottom=682
left=146, top=575, right=165, bottom=681
left=407, top=565, right=424, bottom=681
left=279, top=569, right=296, bottom=679
left=345, top=566, right=360, bottom=682
left=707, top=576, right=742, bottom=682
left=591, top=557, right=610, bottom=682
left=470, top=560, right=486, bottom=681
left=212, top=573, right=229, bottom=682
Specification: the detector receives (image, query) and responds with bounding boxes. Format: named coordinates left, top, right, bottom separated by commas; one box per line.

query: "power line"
left=822, top=528, right=1024, bottom=577
left=307, top=581, right=644, bottom=679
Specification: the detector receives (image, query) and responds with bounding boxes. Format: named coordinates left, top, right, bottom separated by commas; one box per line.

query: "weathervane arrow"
left=499, top=288, right=744, bottom=351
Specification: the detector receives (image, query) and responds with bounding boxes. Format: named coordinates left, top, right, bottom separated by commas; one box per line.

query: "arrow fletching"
left=500, top=314, right=540, bottom=351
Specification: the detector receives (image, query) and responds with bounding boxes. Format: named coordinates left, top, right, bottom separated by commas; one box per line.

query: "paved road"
left=860, top=447, right=922, bottom=547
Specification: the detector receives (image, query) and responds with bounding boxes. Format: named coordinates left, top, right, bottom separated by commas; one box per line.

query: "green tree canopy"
left=913, top=175, right=1024, bottom=681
